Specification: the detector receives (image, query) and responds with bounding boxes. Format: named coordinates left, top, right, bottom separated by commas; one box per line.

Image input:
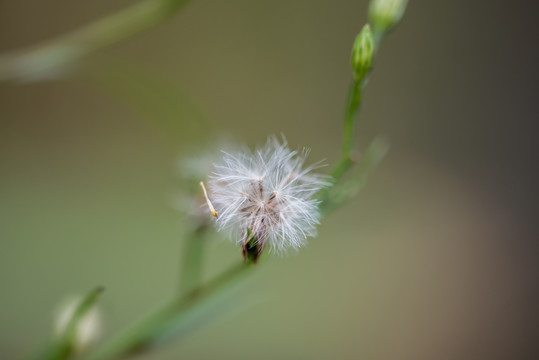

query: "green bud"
left=350, top=24, right=374, bottom=81
left=368, top=0, right=408, bottom=33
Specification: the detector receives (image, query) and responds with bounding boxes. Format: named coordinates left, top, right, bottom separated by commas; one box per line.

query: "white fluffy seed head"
left=207, top=136, right=331, bottom=254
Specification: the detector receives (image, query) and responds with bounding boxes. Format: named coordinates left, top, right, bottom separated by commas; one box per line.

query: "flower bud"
left=350, top=24, right=374, bottom=81
left=368, top=0, right=408, bottom=33
left=54, top=296, right=102, bottom=354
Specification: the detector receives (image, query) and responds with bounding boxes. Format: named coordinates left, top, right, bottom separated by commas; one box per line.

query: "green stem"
left=318, top=26, right=387, bottom=209
left=0, top=0, right=191, bottom=82
left=179, top=225, right=208, bottom=295
left=316, top=78, right=362, bottom=207
left=330, top=27, right=386, bottom=184
left=84, top=262, right=253, bottom=360
left=331, top=79, right=363, bottom=180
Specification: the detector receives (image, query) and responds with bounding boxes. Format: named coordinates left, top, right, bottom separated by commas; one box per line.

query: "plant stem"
left=179, top=225, right=208, bottom=295
left=318, top=27, right=387, bottom=209
left=330, top=26, right=388, bottom=184
left=0, top=0, right=191, bottom=82
left=316, top=78, right=362, bottom=208
left=84, top=262, right=253, bottom=360
left=331, top=79, right=363, bottom=181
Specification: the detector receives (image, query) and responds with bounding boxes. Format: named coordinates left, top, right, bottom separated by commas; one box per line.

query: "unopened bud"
left=368, top=0, right=408, bottom=33
left=351, top=24, right=374, bottom=81
left=54, top=296, right=102, bottom=353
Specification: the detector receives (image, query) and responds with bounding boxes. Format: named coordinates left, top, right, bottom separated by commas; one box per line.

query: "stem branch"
left=85, top=262, right=253, bottom=360
left=179, top=225, right=208, bottom=295
left=0, top=0, right=191, bottom=82
left=331, top=79, right=363, bottom=180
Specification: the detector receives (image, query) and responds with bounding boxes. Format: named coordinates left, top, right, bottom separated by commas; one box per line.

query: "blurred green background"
left=1, top=0, right=538, bottom=359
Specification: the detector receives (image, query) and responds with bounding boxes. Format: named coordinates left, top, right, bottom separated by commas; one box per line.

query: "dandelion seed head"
left=208, top=136, right=330, bottom=254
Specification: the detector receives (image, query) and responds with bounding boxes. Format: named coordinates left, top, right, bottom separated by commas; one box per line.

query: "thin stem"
left=316, top=78, right=362, bottom=206
left=330, top=27, right=386, bottom=184
left=318, top=26, right=387, bottom=209
left=0, top=0, right=191, bottom=82
left=84, top=262, right=253, bottom=360
left=331, top=79, right=363, bottom=181
left=179, top=225, right=208, bottom=295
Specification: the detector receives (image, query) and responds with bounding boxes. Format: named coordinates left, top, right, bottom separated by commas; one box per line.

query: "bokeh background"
left=1, top=0, right=538, bottom=359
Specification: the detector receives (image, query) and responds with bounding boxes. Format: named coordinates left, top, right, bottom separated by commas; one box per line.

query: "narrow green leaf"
left=322, top=136, right=389, bottom=214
